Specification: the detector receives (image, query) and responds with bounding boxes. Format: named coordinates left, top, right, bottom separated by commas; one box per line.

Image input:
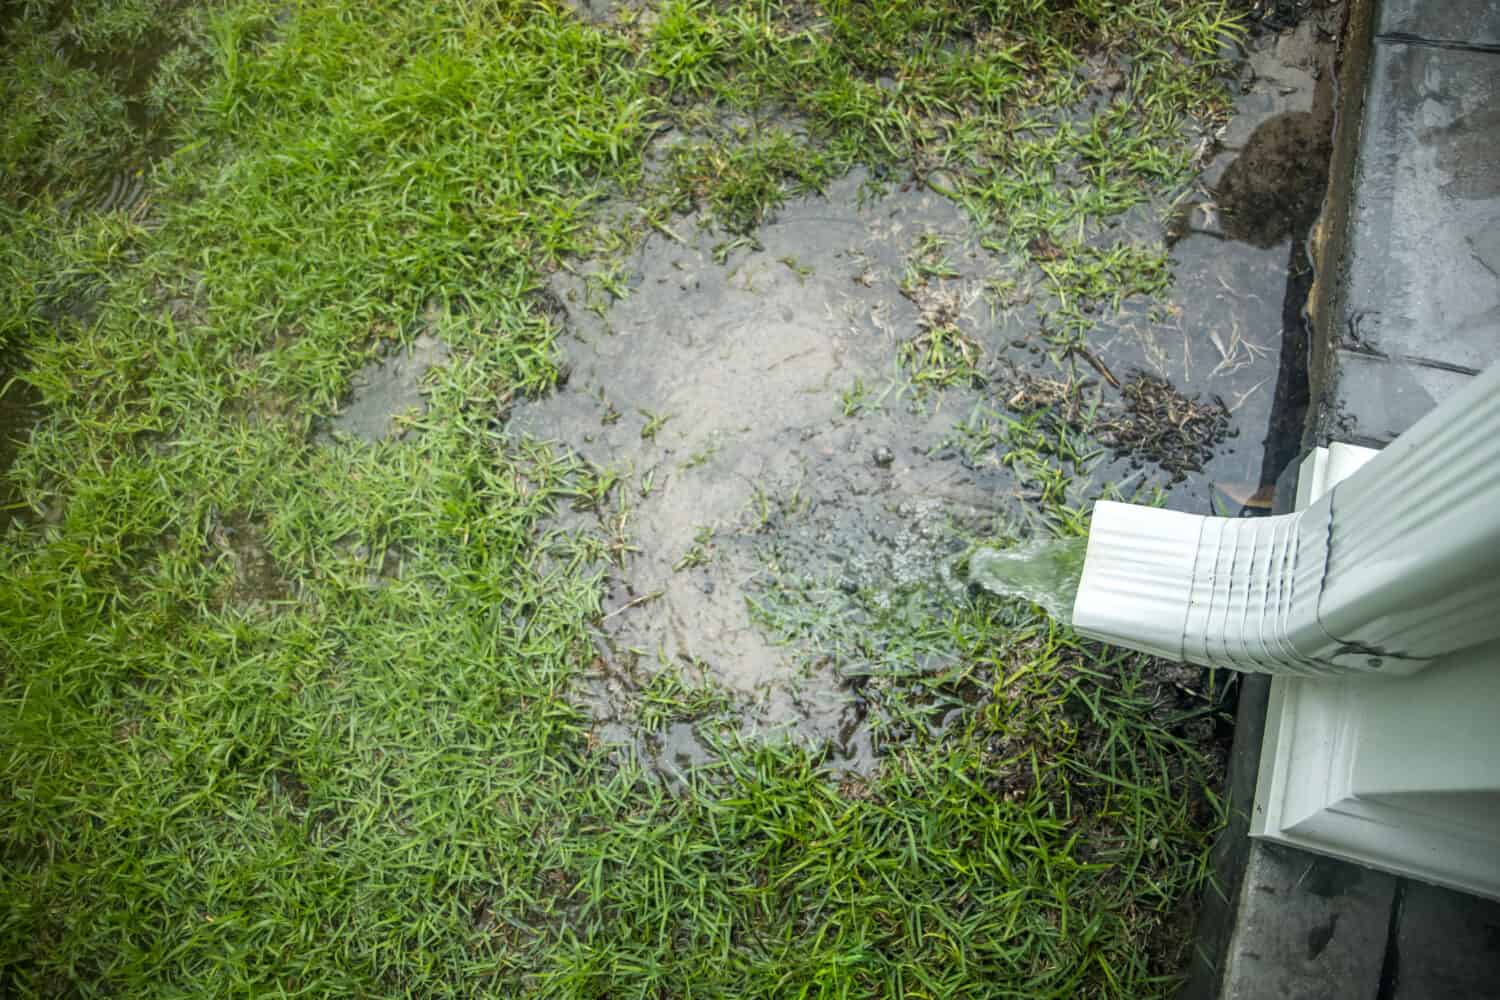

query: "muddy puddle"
left=561, top=0, right=648, bottom=25
left=1089, top=10, right=1338, bottom=512
left=512, top=171, right=1031, bottom=773
left=8, top=2, right=200, bottom=210
left=326, top=333, right=452, bottom=443
left=508, top=11, right=1339, bottom=776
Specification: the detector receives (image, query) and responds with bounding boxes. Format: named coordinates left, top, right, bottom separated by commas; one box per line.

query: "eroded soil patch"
left=0, top=1, right=1341, bottom=992
left=512, top=172, right=1032, bottom=768
left=514, top=9, right=1340, bottom=779
left=328, top=333, right=452, bottom=443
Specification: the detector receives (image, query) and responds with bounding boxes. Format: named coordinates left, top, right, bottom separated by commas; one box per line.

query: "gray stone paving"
left=1187, top=1, right=1500, bottom=996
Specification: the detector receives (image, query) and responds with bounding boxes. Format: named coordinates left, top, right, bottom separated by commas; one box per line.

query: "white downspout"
left=1072, top=362, right=1500, bottom=677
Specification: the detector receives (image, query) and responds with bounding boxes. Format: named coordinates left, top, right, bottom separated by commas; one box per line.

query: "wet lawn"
left=0, top=0, right=1262, bottom=994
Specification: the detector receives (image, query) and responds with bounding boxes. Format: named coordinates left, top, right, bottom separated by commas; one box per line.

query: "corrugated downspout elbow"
left=1072, top=362, right=1500, bottom=677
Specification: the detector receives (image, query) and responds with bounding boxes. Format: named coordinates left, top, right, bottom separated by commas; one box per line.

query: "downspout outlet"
left=1071, top=362, right=1500, bottom=677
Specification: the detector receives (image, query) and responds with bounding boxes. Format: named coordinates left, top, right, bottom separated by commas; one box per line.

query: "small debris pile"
left=1097, top=372, right=1231, bottom=480
left=900, top=283, right=981, bottom=388
left=998, top=370, right=1077, bottom=414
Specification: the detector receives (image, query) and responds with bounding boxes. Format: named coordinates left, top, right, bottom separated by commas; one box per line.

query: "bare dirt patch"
left=328, top=333, right=452, bottom=443
left=511, top=171, right=1035, bottom=765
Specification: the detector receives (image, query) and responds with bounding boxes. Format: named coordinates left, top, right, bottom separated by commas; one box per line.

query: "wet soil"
left=320, top=11, right=1340, bottom=776
left=561, top=0, right=648, bottom=25
left=512, top=172, right=1030, bottom=770
left=209, top=510, right=291, bottom=609
left=1098, top=8, right=1338, bottom=511
left=327, top=333, right=452, bottom=443
left=8, top=1, right=203, bottom=206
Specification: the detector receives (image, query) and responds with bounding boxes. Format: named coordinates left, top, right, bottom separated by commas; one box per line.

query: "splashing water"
left=967, top=536, right=1089, bottom=625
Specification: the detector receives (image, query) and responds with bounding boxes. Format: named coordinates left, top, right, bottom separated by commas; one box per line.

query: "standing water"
left=967, top=537, right=1089, bottom=625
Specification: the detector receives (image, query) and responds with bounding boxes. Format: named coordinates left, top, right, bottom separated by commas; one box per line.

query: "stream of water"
left=967, top=536, right=1089, bottom=625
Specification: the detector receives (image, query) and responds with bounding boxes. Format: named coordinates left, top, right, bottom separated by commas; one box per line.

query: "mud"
left=511, top=12, right=1338, bottom=775
left=327, top=333, right=452, bottom=443
left=87, top=166, right=151, bottom=219
left=1094, top=9, right=1337, bottom=511
left=8, top=1, right=206, bottom=205
left=512, top=171, right=1032, bottom=771
left=209, top=510, right=291, bottom=609
left=561, top=0, right=649, bottom=25
left=55, top=25, right=177, bottom=123
left=1214, top=111, right=1332, bottom=248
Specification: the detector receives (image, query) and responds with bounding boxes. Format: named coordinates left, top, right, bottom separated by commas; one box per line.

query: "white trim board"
left=1251, top=444, right=1500, bottom=901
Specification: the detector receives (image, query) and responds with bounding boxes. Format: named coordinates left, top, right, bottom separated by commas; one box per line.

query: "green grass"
left=2, top=0, right=1239, bottom=994
left=634, top=667, right=734, bottom=731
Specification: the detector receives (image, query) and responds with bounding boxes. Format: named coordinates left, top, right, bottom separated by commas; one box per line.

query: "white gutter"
left=1072, top=361, right=1500, bottom=677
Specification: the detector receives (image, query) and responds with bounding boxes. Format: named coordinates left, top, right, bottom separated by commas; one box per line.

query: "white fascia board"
left=1252, top=444, right=1500, bottom=901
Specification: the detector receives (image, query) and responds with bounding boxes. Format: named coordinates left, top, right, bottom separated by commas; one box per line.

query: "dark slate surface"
left=1339, top=42, right=1500, bottom=372
left=1222, top=845, right=1397, bottom=1000
left=1389, top=881, right=1500, bottom=1000
left=1377, top=0, right=1500, bottom=47
left=1316, top=37, right=1500, bottom=444
left=1322, top=349, right=1473, bottom=446
left=1196, top=6, right=1500, bottom=999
